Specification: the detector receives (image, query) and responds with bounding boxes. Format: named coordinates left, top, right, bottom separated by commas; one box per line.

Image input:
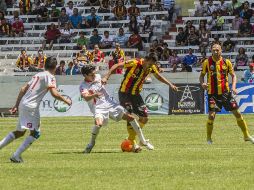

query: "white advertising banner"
left=40, top=84, right=169, bottom=117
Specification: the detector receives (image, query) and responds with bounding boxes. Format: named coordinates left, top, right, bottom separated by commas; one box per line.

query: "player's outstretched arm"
left=102, top=61, right=125, bottom=84
left=49, top=88, right=72, bottom=106
left=153, top=72, right=178, bottom=91
left=10, top=83, right=30, bottom=114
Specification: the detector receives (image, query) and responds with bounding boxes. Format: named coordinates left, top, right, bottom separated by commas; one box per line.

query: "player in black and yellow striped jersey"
left=199, top=43, right=254, bottom=144
left=103, top=53, right=178, bottom=151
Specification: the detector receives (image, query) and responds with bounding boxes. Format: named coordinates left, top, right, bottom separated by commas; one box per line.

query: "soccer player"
left=199, top=43, right=254, bottom=144
left=102, top=53, right=178, bottom=149
left=80, top=64, right=153, bottom=153
left=0, top=57, right=71, bottom=163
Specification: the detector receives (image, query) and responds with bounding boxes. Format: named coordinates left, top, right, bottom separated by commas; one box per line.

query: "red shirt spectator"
left=42, top=24, right=61, bottom=50
left=12, top=18, right=24, bottom=36
left=127, top=30, right=143, bottom=50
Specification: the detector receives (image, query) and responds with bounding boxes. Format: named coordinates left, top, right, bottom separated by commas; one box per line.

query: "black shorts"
left=118, top=91, right=148, bottom=117
left=208, top=92, right=238, bottom=112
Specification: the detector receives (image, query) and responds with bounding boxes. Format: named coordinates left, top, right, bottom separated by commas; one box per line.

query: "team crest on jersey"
left=27, top=123, right=32, bottom=128
left=210, top=65, right=215, bottom=71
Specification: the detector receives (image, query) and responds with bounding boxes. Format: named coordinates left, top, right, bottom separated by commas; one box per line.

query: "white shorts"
left=16, top=107, right=40, bottom=131
left=94, top=102, right=125, bottom=126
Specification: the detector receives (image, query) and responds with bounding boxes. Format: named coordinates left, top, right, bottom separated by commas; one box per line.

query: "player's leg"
left=84, top=116, right=104, bottom=153
left=207, top=111, right=216, bottom=144
left=232, top=109, right=254, bottom=143
left=10, top=129, right=39, bottom=163
left=0, top=130, right=26, bottom=149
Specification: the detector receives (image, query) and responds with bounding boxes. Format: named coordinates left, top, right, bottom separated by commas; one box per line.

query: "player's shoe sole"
left=244, top=136, right=254, bottom=144
left=10, top=155, right=23, bottom=163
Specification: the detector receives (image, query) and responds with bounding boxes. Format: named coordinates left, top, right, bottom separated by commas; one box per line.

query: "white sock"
left=0, top=132, right=15, bottom=149
left=129, top=119, right=147, bottom=145
left=13, top=136, right=36, bottom=157
left=89, top=126, right=100, bottom=145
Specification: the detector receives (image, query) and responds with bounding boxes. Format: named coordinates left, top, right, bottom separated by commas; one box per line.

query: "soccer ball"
left=121, top=140, right=133, bottom=152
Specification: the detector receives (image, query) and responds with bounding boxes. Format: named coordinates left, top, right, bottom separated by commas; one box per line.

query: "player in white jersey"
left=80, top=64, right=154, bottom=153
left=0, top=57, right=71, bottom=163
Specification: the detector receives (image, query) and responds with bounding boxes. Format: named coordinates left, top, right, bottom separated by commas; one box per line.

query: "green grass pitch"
left=0, top=115, right=254, bottom=190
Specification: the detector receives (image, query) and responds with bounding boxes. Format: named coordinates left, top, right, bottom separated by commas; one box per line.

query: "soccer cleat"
left=132, top=144, right=142, bottom=153
left=83, top=143, right=94, bottom=154
left=244, top=136, right=254, bottom=144
left=140, top=140, right=154, bottom=150
left=10, top=155, right=23, bottom=163
left=207, top=140, right=213, bottom=145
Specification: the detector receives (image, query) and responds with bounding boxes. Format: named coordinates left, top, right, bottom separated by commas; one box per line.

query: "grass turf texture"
left=0, top=115, right=254, bottom=190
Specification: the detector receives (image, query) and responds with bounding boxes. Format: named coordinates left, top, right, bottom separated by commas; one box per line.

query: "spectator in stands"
left=176, top=27, right=187, bottom=46
left=90, top=44, right=105, bottom=64
left=232, top=12, right=243, bottom=30
left=5, top=0, right=13, bottom=8
left=85, top=7, right=100, bottom=28
left=182, top=48, right=197, bottom=72
left=114, top=27, right=128, bottom=48
left=206, top=0, right=217, bottom=16
left=76, top=46, right=92, bottom=64
left=199, top=29, right=209, bottom=53
left=142, top=15, right=153, bottom=43
left=128, top=1, right=140, bottom=19
left=199, top=20, right=208, bottom=32
left=100, top=30, right=114, bottom=49
left=15, top=50, right=33, bottom=72
left=58, top=8, right=69, bottom=28
left=207, top=11, right=218, bottom=31
left=112, top=0, right=127, bottom=20
left=197, top=52, right=207, bottom=67
left=65, top=61, right=74, bottom=75
left=211, top=35, right=222, bottom=46
left=168, top=50, right=182, bottom=72
left=66, top=1, right=74, bottom=17
left=72, top=59, right=81, bottom=74
left=195, top=0, right=207, bottom=16
left=89, top=29, right=102, bottom=49
left=55, top=0, right=64, bottom=7
left=85, top=0, right=101, bottom=6
left=252, top=55, right=254, bottom=63
left=9, top=11, right=23, bottom=25
left=234, top=47, right=248, bottom=70
left=56, top=60, right=66, bottom=75
left=215, top=10, right=225, bottom=31
left=11, top=17, right=24, bottom=37
left=42, top=23, right=61, bottom=50
left=218, top=0, right=229, bottom=15
left=222, top=35, right=235, bottom=52
left=36, top=3, right=49, bottom=22
left=187, top=26, right=199, bottom=46
left=19, top=0, right=31, bottom=15
left=127, top=30, right=143, bottom=50
left=69, top=8, right=82, bottom=29
left=33, top=49, right=46, bottom=70
left=129, top=15, right=139, bottom=33
left=161, top=43, right=171, bottom=61
left=164, top=0, right=175, bottom=21
left=0, top=18, right=11, bottom=37
left=0, top=11, right=4, bottom=21
left=229, top=0, right=242, bottom=15
left=108, top=43, right=125, bottom=73
left=74, top=31, right=88, bottom=50
left=0, top=1, right=7, bottom=13
left=98, top=0, right=110, bottom=13
left=239, top=1, right=253, bottom=20
left=49, top=4, right=60, bottom=22
left=184, top=20, right=194, bottom=35
left=238, top=18, right=252, bottom=37
left=60, top=23, right=74, bottom=43
left=242, top=63, right=254, bottom=83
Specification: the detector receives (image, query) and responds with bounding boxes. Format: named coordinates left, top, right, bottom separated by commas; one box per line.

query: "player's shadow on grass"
left=51, top=150, right=121, bottom=154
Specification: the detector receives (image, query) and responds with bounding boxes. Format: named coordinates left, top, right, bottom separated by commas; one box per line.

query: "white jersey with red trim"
left=79, top=74, right=112, bottom=114
left=20, top=71, right=56, bottom=110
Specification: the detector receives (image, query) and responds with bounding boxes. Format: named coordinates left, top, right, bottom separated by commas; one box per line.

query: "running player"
left=102, top=53, right=178, bottom=149
left=199, top=43, right=254, bottom=144
left=80, top=64, right=153, bottom=153
left=0, top=57, right=71, bottom=163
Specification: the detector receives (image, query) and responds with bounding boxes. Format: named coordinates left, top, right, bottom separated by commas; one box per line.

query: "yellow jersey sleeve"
left=201, top=59, right=209, bottom=75
left=124, top=59, right=137, bottom=68
left=151, top=64, right=159, bottom=74
left=226, top=59, right=233, bottom=75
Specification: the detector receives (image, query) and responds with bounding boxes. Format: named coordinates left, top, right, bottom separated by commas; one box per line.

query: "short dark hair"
left=60, top=60, right=65, bottom=65
left=45, top=57, right=57, bottom=70
left=145, top=53, right=158, bottom=63
left=81, top=64, right=96, bottom=76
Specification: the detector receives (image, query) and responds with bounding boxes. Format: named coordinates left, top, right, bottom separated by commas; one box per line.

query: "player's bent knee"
left=13, top=130, right=26, bottom=138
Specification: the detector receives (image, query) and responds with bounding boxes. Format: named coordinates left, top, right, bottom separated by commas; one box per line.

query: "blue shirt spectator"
left=86, top=7, right=101, bottom=28
left=69, top=8, right=82, bottom=28
left=114, top=28, right=128, bottom=48
left=242, top=63, right=254, bottom=83
left=89, top=29, right=102, bottom=49
left=182, top=48, right=197, bottom=72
